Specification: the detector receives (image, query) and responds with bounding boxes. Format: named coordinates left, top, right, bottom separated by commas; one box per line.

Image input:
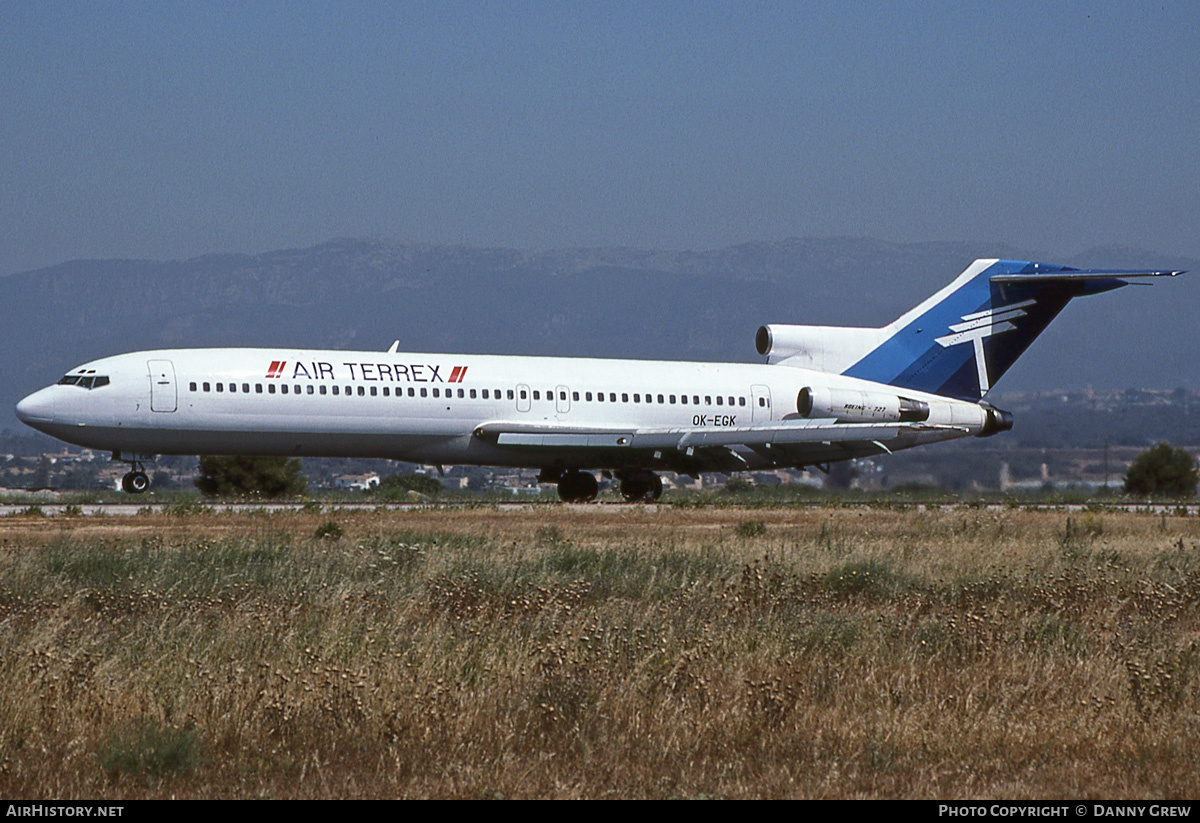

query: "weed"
left=314, top=520, right=344, bottom=540
left=736, top=519, right=767, bottom=538
left=100, top=722, right=200, bottom=783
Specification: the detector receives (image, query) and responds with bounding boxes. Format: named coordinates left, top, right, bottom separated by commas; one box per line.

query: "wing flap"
left=476, top=420, right=965, bottom=451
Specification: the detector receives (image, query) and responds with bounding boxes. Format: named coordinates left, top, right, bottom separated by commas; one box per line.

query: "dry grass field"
left=1, top=503, right=1198, bottom=798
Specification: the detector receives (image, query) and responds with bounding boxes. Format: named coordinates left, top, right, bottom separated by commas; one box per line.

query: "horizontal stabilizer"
left=991, top=268, right=1184, bottom=283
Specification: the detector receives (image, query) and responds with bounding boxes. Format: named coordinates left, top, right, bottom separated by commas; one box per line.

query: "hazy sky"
left=3, top=1, right=1198, bottom=276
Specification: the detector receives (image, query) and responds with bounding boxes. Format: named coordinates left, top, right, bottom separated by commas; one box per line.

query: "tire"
left=128, top=471, right=150, bottom=494
left=557, top=471, right=598, bottom=503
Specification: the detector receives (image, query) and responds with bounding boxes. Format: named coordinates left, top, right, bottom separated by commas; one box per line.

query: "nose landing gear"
left=114, top=453, right=152, bottom=494
left=121, top=470, right=150, bottom=494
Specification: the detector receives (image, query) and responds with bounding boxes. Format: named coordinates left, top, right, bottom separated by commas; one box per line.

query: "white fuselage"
left=15, top=347, right=988, bottom=472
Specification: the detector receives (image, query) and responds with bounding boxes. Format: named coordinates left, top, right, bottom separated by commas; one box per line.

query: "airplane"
left=15, top=258, right=1182, bottom=501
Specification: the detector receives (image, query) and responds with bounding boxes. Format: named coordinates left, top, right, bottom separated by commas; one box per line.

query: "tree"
left=1124, top=443, right=1198, bottom=498
left=195, top=456, right=307, bottom=498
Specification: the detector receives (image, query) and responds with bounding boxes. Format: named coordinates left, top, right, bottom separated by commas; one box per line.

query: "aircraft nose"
left=15, top=387, right=56, bottom=424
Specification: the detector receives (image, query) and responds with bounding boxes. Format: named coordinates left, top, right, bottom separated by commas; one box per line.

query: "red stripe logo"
left=448, top=366, right=463, bottom=383
left=266, top=361, right=286, bottom=378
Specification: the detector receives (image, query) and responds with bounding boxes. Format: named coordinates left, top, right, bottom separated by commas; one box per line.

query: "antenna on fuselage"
left=386, top=340, right=399, bottom=354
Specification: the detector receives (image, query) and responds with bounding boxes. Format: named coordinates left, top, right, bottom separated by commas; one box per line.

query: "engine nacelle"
left=797, top=386, right=930, bottom=424
left=755, top=324, right=885, bottom=372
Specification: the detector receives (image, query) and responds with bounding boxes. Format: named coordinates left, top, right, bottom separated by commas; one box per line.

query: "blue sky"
left=3, top=1, right=1198, bottom=275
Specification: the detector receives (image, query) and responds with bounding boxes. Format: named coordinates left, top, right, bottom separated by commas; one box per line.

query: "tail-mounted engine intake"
left=755, top=324, right=884, bottom=372
left=797, top=386, right=930, bottom=424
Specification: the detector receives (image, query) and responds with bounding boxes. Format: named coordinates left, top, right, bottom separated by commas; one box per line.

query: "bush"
left=375, top=473, right=443, bottom=499
left=195, top=456, right=307, bottom=498
left=1124, top=443, right=1198, bottom=498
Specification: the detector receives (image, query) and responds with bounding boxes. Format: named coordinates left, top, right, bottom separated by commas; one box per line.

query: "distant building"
left=333, top=473, right=380, bottom=491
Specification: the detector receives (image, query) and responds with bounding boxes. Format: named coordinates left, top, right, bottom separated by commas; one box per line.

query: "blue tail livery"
left=758, top=259, right=1184, bottom=401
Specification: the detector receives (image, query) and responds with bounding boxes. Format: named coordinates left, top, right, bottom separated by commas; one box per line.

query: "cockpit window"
left=58, top=374, right=110, bottom=390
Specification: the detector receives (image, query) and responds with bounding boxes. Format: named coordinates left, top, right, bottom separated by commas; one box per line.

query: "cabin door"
left=751, top=384, right=772, bottom=423
left=148, top=360, right=177, bottom=413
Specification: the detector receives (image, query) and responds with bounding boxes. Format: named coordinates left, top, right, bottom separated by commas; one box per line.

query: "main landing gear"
left=114, top=454, right=151, bottom=494
left=543, top=469, right=599, bottom=503
left=540, top=467, right=663, bottom=503
left=616, top=469, right=663, bottom=503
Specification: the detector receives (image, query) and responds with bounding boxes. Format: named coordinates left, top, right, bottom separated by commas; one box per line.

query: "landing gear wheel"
left=619, top=471, right=662, bottom=503
left=647, top=474, right=663, bottom=502
left=122, top=471, right=150, bottom=494
left=556, top=471, right=599, bottom=503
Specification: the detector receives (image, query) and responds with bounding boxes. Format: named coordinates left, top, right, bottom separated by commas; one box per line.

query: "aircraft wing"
left=473, top=419, right=969, bottom=473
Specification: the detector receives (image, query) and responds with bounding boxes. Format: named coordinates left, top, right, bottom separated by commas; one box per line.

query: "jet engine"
left=797, top=386, right=930, bottom=424
left=755, top=324, right=886, bottom=372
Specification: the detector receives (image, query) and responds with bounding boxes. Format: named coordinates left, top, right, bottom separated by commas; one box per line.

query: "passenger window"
left=433, top=388, right=440, bottom=398
left=670, top=395, right=676, bottom=404
left=716, top=396, right=722, bottom=405
left=533, top=391, right=540, bottom=400
left=256, top=384, right=263, bottom=393
left=332, top=386, right=339, bottom=396
left=680, top=395, right=688, bottom=405
left=572, top=391, right=579, bottom=401
left=457, top=388, right=464, bottom=398
left=622, top=393, right=629, bottom=403
left=281, top=385, right=288, bottom=394
left=382, top=387, right=389, bottom=397
left=420, top=388, right=427, bottom=397
left=509, top=389, right=516, bottom=400
left=358, top=386, right=365, bottom=396
left=308, top=385, right=315, bottom=395
left=560, top=391, right=566, bottom=401
left=216, top=383, right=224, bottom=393
left=190, top=382, right=197, bottom=392
left=693, top=396, right=700, bottom=405
left=705, top=396, right=712, bottom=405
left=633, top=394, right=640, bottom=403
left=409, top=388, right=416, bottom=397
left=657, top=394, right=664, bottom=404
left=481, top=389, right=488, bottom=399
left=470, top=389, right=477, bottom=399
left=370, top=386, right=377, bottom=396
left=596, top=392, right=604, bottom=402
left=728, top=397, right=735, bottom=406
left=230, top=383, right=237, bottom=393
left=609, top=393, right=616, bottom=402
left=268, top=384, right=275, bottom=394
left=320, top=385, right=328, bottom=395
left=586, top=392, right=593, bottom=401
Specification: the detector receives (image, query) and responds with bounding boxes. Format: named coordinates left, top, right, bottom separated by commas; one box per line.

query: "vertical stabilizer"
left=839, top=259, right=1181, bottom=400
